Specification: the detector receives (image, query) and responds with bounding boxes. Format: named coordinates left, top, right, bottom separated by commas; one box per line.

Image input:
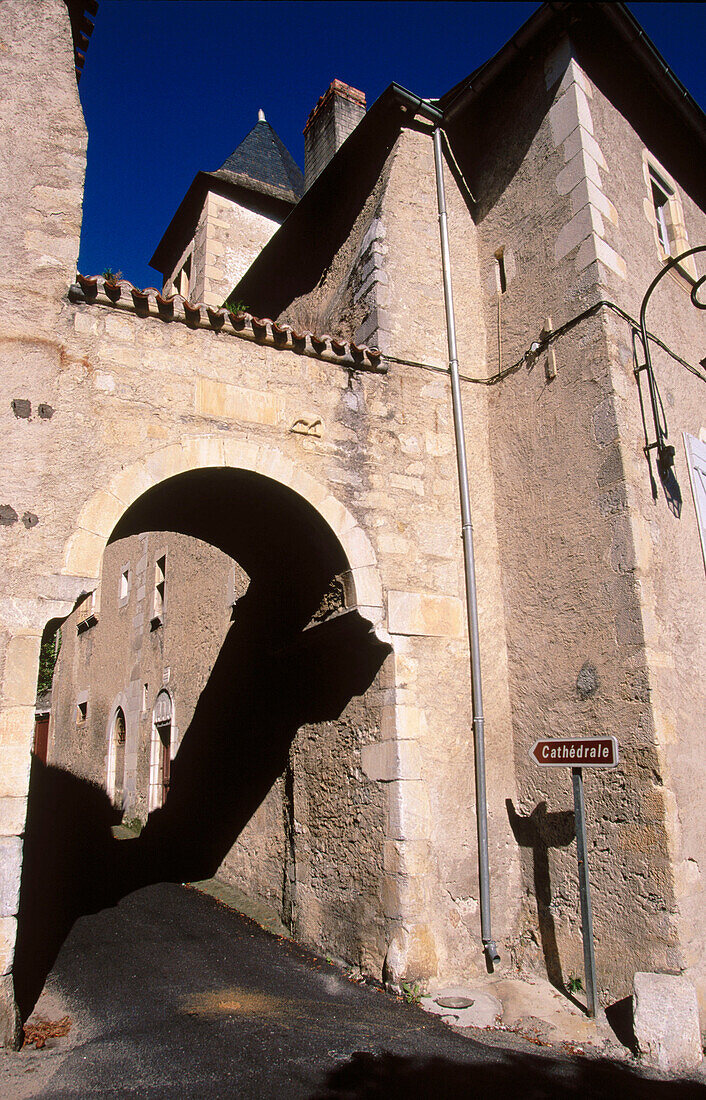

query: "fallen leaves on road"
left=22, top=1015, right=72, bottom=1049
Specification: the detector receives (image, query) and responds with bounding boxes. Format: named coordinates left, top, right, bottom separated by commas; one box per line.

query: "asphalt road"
left=2, top=883, right=704, bottom=1099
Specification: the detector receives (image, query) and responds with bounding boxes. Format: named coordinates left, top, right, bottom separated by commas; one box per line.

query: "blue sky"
left=75, top=2, right=706, bottom=290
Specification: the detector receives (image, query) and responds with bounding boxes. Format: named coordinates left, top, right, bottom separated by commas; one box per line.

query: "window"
left=119, top=567, right=130, bottom=604
left=77, top=588, right=99, bottom=633
left=151, top=554, right=166, bottom=628
left=495, top=249, right=507, bottom=294
left=76, top=699, right=87, bottom=723
left=149, top=690, right=173, bottom=811
left=643, top=153, right=697, bottom=280
left=172, top=254, right=191, bottom=298
left=649, top=168, right=673, bottom=255
left=107, top=706, right=127, bottom=806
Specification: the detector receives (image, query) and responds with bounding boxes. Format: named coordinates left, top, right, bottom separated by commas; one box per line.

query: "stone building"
left=0, top=0, right=705, bottom=1049
left=150, top=111, right=304, bottom=308
left=48, top=533, right=245, bottom=824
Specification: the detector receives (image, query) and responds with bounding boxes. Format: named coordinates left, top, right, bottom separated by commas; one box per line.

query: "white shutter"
left=684, top=433, right=706, bottom=574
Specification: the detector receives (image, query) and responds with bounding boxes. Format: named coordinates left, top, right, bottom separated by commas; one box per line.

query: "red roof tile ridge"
left=72, top=276, right=384, bottom=372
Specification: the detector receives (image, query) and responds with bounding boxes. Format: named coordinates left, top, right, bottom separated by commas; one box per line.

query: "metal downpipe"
left=431, top=126, right=499, bottom=967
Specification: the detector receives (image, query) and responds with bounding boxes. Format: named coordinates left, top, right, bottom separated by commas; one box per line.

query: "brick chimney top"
left=303, top=80, right=366, bottom=135
left=303, top=79, right=367, bottom=190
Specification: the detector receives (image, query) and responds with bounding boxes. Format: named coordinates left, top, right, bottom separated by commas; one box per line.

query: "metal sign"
left=529, top=735, right=620, bottom=1017
left=530, top=736, right=618, bottom=768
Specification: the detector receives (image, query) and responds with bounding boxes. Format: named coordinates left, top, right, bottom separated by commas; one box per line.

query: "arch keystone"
left=180, top=436, right=226, bottom=469
left=319, top=496, right=359, bottom=537
left=340, top=525, right=377, bottom=569
left=222, top=439, right=263, bottom=470
left=144, top=443, right=192, bottom=482
left=109, top=467, right=156, bottom=509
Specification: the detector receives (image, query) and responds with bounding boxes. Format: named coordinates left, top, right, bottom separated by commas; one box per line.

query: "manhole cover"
left=435, top=996, right=474, bottom=1010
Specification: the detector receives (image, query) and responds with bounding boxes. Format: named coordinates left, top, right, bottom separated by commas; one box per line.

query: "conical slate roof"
left=218, top=117, right=304, bottom=201
left=150, top=114, right=303, bottom=277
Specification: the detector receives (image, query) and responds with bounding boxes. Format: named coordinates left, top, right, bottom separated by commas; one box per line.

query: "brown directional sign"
left=530, top=736, right=618, bottom=768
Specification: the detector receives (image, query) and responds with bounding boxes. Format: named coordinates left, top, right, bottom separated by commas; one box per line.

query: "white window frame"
left=106, top=705, right=127, bottom=802
left=149, top=690, right=174, bottom=811
left=151, top=553, right=166, bottom=628
left=119, top=565, right=130, bottom=606
left=684, top=433, right=706, bottom=575
left=642, top=151, right=698, bottom=280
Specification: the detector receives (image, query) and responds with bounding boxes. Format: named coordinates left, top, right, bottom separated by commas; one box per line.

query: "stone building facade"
left=0, top=0, right=705, bottom=1048
left=48, top=533, right=244, bottom=824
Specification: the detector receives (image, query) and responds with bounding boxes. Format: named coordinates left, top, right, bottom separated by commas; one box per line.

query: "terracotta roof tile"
left=69, top=276, right=384, bottom=373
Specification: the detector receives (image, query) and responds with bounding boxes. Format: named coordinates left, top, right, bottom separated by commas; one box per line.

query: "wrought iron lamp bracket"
left=635, top=245, right=706, bottom=480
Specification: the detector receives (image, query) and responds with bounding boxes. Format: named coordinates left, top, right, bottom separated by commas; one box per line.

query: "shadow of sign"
left=506, top=799, right=576, bottom=997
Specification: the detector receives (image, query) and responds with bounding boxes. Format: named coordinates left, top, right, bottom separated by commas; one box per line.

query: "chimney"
left=303, top=80, right=366, bottom=190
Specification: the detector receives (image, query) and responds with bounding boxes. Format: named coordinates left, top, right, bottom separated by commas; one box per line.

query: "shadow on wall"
left=312, top=1048, right=702, bottom=1099
left=506, top=799, right=576, bottom=997
left=14, top=603, right=388, bottom=1021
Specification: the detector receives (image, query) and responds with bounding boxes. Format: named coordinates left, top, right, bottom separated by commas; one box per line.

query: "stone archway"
left=1, top=437, right=441, bottom=1042
left=63, top=437, right=384, bottom=624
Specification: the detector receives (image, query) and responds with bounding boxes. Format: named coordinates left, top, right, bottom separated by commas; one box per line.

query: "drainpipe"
left=392, top=85, right=499, bottom=967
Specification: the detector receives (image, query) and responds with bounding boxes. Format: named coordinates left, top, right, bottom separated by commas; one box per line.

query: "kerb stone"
left=633, top=972, right=703, bottom=1072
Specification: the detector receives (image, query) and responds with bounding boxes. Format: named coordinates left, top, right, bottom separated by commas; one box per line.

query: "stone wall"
left=465, top=40, right=706, bottom=1006
left=49, top=532, right=243, bottom=820
left=1, top=0, right=705, bottom=1048
left=183, top=190, right=284, bottom=309
left=280, top=154, right=395, bottom=346
left=582, top=62, right=706, bottom=1013
left=0, top=0, right=88, bottom=1046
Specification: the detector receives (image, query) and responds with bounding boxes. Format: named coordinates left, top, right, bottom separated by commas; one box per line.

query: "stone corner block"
left=0, top=974, right=21, bottom=1049
left=0, top=916, right=17, bottom=976
left=62, top=527, right=105, bottom=578
left=387, top=591, right=463, bottom=638
left=0, top=837, right=23, bottom=917
left=1, top=636, right=42, bottom=708
left=0, top=797, right=28, bottom=837
left=633, top=972, right=703, bottom=1072
left=361, top=739, right=421, bottom=782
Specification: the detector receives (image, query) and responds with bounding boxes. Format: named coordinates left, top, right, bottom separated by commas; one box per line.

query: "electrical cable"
left=382, top=298, right=706, bottom=386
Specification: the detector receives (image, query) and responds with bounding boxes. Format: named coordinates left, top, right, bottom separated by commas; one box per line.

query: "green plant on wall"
left=37, top=629, right=60, bottom=694
left=223, top=298, right=248, bottom=316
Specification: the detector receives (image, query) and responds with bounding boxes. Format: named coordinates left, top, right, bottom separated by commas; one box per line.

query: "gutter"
left=392, top=83, right=500, bottom=969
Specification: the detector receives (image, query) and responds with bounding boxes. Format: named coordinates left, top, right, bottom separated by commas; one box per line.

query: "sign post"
left=529, top=736, right=619, bottom=1018
left=572, top=765, right=598, bottom=1017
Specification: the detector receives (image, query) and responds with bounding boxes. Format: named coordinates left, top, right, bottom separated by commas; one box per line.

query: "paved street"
left=1, top=883, right=704, bottom=1099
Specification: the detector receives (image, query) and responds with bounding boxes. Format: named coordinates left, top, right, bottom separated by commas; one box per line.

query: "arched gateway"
left=3, top=439, right=442, bottom=1045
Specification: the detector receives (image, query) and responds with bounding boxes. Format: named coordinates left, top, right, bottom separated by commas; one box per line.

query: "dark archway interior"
left=109, top=468, right=350, bottom=637
left=15, top=468, right=389, bottom=1020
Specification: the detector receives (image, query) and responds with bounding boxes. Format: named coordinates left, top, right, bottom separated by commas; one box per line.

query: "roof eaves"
left=598, top=2, right=706, bottom=146
left=64, top=0, right=98, bottom=83
left=207, top=168, right=300, bottom=206
left=149, top=173, right=208, bottom=275
left=150, top=165, right=302, bottom=277
left=440, top=2, right=706, bottom=151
